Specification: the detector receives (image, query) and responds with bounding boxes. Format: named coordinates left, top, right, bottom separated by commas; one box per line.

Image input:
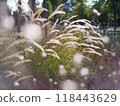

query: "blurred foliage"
left=48, top=0, right=68, bottom=10
left=1, top=0, right=120, bottom=90
left=44, top=0, right=120, bottom=27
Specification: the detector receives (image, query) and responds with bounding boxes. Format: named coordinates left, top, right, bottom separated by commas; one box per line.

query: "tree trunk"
left=113, top=0, right=117, bottom=30
left=43, top=0, right=47, bottom=18
left=17, top=0, right=21, bottom=32
left=0, top=0, right=7, bottom=18
left=0, top=0, right=8, bottom=32
left=29, top=0, right=36, bottom=13
left=43, top=0, right=47, bottom=36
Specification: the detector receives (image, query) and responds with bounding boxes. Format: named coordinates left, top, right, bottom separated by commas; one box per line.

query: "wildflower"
left=60, top=79, right=79, bottom=90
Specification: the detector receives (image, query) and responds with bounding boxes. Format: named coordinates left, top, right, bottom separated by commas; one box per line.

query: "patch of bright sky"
left=86, top=0, right=98, bottom=7
left=7, top=0, right=43, bottom=11
left=7, top=0, right=96, bottom=12
left=86, top=0, right=94, bottom=6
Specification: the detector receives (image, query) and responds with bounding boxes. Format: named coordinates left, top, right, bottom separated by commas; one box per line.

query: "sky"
left=7, top=0, right=43, bottom=11
left=7, top=0, right=94, bottom=11
left=86, top=0, right=94, bottom=7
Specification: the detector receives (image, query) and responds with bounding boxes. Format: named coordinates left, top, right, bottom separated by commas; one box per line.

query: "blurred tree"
left=42, top=0, right=68, bottom=19
left=47, top=0, right=53, bottom=16
left=29, top=0, right=36, bottom=12
left=106, top=0, right=120, bottom=28
left=0, top=0, right=8, bottom=32
left=17, top=0, right=21, bottom=32
left=43, top=0, right=48, bottom=36
left=49, top=0, right=68, bottom=10
left=74, top=0, right=91, bottom=20
left=92, top=0, right=120, bottom=27
left=0, top=0, right=8, bottom=18
left=91, top=0, right=109, bottom=26
left=43, top=0, right=47, bottom=18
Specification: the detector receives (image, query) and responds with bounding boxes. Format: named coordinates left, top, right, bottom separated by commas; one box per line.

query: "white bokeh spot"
left=59, top=65, right=66, bottom=76
left=79, top=68, right=89, bottom=76
left=22, top=23, right=42, bottom=41
left=2, top=16, right=15, bottom=30
left=14, top=81, right=20, bottom=87
left=102, top=36, right=110, bottom=44
left=73, top=53, right=83, bottom=64
left=17, top=54, right=24, bottom=60
left=42, top=52, right=47, bottom=58
left=60, top=79, right=79, bottom=90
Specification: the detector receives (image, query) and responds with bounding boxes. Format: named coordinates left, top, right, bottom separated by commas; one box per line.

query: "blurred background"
left=0, top=0, right=120, bottom=90
left=4, top=0, right=120, bottom=29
